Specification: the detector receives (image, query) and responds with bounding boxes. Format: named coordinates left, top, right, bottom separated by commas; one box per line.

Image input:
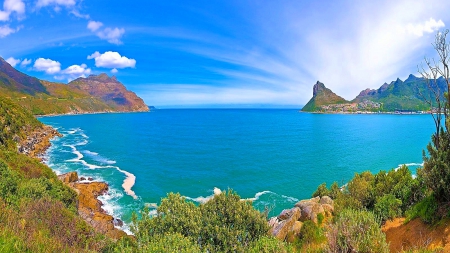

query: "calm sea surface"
left=39, top=109, right=435, bottom=228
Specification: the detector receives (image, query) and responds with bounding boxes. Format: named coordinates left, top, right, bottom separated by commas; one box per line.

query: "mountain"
left=302, top=75, right=447, bottom=112
left=301, top=81, right=348, bottom=111
left=0, top=57, right=149, bottom=115
left=68, top=74, right=148, bottom=112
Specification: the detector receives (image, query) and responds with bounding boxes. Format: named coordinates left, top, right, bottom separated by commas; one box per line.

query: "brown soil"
left=382, top=218, right=450, bottom=252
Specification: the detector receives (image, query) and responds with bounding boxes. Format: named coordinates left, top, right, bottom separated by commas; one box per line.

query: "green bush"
left=312, top=183, right=329, bottom=198
left=0, top=160, right=20, bottom=204
left=327, top=209, right=389, bottom=253
left=374, top=194, right=402, bottom=222
left=406, top=195, right=439, bottom=224
left=131, top=190, right=269, bottom=252
left=248, top=236, right=292, bottom=253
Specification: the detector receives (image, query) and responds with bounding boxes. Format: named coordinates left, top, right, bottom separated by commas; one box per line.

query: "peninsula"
left=301, top=75, right=445, bottom=113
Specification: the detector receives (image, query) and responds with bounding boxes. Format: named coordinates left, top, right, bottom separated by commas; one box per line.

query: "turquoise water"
left=39, top=110, right=435, bottom=228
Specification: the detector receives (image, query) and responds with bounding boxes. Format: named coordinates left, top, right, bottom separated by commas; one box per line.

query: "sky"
left=1, top=0, right=450, bottom=108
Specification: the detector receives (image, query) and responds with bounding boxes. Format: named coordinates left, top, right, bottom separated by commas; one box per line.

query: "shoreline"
left=26, top=124, right=129, bottom=239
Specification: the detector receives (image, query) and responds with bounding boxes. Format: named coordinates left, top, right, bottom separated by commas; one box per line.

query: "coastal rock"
left=278, top=207, right=301, bottom=221
left=270, top=196, right=335, bottom=241
left=322, top=204, right=334, bottom=216
left=300, top=203, right=324, bottom=224
left=319, top=196, right=334, bottom=206
left=17, top=125, right=62, bottom=158
left=270, top=207, right=301, bottom=241
left=286, top=221, right=304, bottom=243
left=58, top=171, right=79, bottom=184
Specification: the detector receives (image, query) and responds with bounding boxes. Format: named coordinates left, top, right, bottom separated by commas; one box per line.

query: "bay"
left=39, top=109, right=435, bottom=227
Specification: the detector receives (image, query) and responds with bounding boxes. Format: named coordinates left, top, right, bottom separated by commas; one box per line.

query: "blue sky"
left=1, top=0, right=449, bottom=107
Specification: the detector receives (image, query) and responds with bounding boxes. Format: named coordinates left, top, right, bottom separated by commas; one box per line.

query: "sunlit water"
left=39, top=109, right=434, bottom=229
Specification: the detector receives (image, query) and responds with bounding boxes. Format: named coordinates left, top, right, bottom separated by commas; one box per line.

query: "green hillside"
left=302, top=75, right=447, bottom=112
left=0, top=57, right=148, bottom=115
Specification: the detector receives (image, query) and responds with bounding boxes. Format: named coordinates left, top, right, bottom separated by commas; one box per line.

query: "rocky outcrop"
left=269, top=196, right=334, bottom=241
left=17, top=125, right=62, bottom=158
left=58, top=172, right=127, bottom=240
left=69, top=74, right=149, bottom=112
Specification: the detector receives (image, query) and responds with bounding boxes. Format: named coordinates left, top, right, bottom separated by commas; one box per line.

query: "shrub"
left=199, top=190, right=269, bottom=252
left=132, top=190, right=269, bottom=252
left=0, top=160, right=20, bottom=205
left=327, top=209, right=389, bottom=253
left=313, top=183, right=330, bottom=198
left=374, top=194, right=402, bottom=222
left=406, top=195, right=439, bottom=224
left=248, top=236, right=292, bottom=253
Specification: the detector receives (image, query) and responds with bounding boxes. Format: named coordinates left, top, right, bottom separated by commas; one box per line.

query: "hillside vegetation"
left=0, top=57, right=148, bottom=115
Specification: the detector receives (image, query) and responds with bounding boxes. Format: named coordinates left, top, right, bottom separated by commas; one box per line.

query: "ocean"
left=39, top=109, right=435, bottom=230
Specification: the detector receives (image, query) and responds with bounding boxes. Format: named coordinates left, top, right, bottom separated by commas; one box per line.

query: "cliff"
left=301, top=81, right=348, bottom=112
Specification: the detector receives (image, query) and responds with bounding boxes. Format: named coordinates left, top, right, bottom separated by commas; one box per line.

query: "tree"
left=419, top=29, right=450, bottom=203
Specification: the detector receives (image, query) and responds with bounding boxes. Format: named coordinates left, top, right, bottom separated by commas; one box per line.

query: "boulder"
left=320, top=196, right=334, bottom=206
left=270, top=207, right=301, bottom=241
left=300, top=203, right=324, bottom=224
left=278, top=207, right=301, bottom=221
left=286, top=221, right=304, bottom=243
left=322, top=204, right=334, bottom=216
left=58, top=171, right=79, bottom=184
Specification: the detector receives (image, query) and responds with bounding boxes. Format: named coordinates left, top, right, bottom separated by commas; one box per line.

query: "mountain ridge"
left=301, top=75, right=445, bottom=112
left=0, top=57, right=149, bottom=115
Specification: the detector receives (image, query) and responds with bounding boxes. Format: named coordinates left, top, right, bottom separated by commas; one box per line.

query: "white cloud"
left=34, top=58, right=61, bottom=74
left=87, top=20, right=103, bottom=32
left=62, top=63, right=90, bottom=75
left=96, top=27, right=125, bottom=44
left=20, top=58, right=31, bottom=66
left=0, top=0, right=25, bottom=21
left=87, top=51, right=100, bottom=59
left=5, top=57, right=20, bottom=67
left=58, top=63, right=91, bottom=81
left=111, top=68, right=118, bottom=74
left=406, top=18, right=445, bottom=37
left=36, top=0, right=76, bottom=8
left=0, top=25, right=16, bottom=37
left=87, top=51, right=136, bottom=69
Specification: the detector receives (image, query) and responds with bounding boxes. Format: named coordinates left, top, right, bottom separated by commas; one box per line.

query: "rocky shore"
left=269, top=196, right=334, bottom=242
left=20, top=124, right=127, bottom=240
left=58, top=172, right=127, bottom=240
left=17, top=125, right=61, bottom=158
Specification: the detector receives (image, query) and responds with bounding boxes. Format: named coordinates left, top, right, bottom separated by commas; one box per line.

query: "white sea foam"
left=115, top=167, right=138, bottom=200
left=185, top=187, right=223, bottom=204
left=242, top=190, right=272, bottom=202
left=395, top=162, right=424, bottom=171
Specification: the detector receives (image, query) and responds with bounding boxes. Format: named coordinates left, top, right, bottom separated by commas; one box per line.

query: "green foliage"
left=327, top=209, right=389, bottom=253
left=0, top=96, right=42, bottom=149
left=131, top=190, right=269, bottom=253
left=18, top=177, right=77, bottom=210
left=248, top=236, right=292, bottom=253
left=0, top=160, right=20, bottom=205
left=200, top=190, right=269, bottom=252
left=312, top=183, right=329, bottom=198
left=420, top=129, right=450, bottom=203
left=374, top=194, right=402, bottom=222
left=299, top=220, right=326, bottom=246
left=331, top=166, right=424, bottom=217
left=405, top=195, right=439, bottom=224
